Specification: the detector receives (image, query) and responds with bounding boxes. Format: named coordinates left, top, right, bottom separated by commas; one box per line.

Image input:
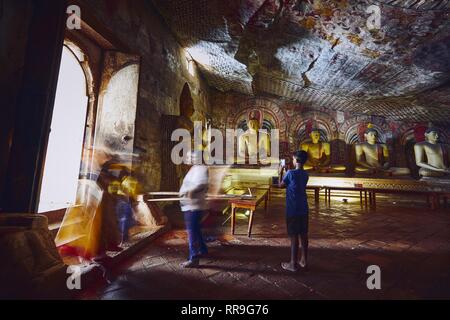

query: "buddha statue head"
left=310, top=130, right=321, bottom=144
left=364, top=128, right=379, bottom=145
left=247, top=119, right=260, bottom=132
left=424, top=128, right=439, bottom=144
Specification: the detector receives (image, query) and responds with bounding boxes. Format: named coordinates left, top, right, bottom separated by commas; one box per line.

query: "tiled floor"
left=76, top=194, right=450, bottom=299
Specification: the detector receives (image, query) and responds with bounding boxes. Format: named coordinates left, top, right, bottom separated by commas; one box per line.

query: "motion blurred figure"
left=179, top=151, right=209, bottom=268
left=55, top=146, right=122, bottom=261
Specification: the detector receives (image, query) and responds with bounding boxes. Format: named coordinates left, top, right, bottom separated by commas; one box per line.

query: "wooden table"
left=229, top=189, right=269, bottom=237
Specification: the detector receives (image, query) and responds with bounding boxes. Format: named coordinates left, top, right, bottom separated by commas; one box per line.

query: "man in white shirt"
left=179, top=151, right=209, bottom=268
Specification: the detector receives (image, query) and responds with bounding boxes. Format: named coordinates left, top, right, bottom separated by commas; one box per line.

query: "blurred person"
left=179, top=150, right=209, bottom=268
left=56, top=146, right=122, bottom=261
left=115, top=174, right=139, bottom=244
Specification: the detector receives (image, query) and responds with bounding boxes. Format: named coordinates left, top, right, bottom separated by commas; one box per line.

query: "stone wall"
left=0, top=0, right=212, bottom=202
left=74, top=0, right=211, bottom=191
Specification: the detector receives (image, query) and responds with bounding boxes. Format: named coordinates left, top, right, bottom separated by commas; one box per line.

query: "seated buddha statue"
left=355, top=128, right=410, bottom=176
left=300, top=130, right=346, bottom=173
left=414, top=128, right=450, bottom=178
left=238, top=117, right=271, bottom=164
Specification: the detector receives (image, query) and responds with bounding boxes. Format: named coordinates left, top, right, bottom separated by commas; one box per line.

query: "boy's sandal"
left=281, top=262, right=298, bottom=272
left=298, top=260, right=308, bottom=270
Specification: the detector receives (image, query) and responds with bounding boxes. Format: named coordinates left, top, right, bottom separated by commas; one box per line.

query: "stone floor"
left=75, top=193, right=450, bottom=300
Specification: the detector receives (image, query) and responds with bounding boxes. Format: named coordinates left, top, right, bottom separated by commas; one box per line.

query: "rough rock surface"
left=153, top=0, right=450, bottom=124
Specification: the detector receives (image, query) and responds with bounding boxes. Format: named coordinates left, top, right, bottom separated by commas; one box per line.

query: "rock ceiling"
left=152, top=0, right=450, bottom=124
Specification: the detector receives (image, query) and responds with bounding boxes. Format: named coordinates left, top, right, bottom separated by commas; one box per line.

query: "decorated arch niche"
left=339, top=115, right=390, bottom=145
left=288, top=111, right=338, bottom=152
left=236, top=112, right=276, bottom=133
left=399, top=125, right=420, bottom=147
left=398, top=124, right=449, bottom=146
left=226, top=98, right=287, bottom=140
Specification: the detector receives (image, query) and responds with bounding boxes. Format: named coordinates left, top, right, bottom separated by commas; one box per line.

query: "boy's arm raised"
left=278, top=171, right=289, bottom=188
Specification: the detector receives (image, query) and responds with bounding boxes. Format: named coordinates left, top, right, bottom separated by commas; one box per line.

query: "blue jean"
left=183, top=210, right=208, bottom=260
left=116, top=198, right=134, bottom=242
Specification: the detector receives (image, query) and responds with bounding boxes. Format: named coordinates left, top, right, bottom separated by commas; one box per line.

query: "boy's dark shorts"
left=286, top=214, right=308, bottom=235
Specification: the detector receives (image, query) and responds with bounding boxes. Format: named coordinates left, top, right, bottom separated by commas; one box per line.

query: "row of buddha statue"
left=301, top=127, right=449, bottom=178
left=298, top=127, right=410, bottom=176
left=236, top=115, right=449, bottom=179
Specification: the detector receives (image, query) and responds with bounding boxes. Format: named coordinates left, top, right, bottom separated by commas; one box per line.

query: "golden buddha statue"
left=414, top=128, right=450, bottom=178
left=300, top=129, right=345, bottom=173
left=355, top=127, right=410, bottom=176
left=238, top=112, right=271, bottom=164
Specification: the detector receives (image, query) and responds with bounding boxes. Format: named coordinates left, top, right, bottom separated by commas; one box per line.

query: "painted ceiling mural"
left=152, top=0, right=450, bottom=124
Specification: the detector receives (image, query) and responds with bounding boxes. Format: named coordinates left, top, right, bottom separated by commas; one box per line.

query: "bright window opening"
left=38, top=46, right=88, bottom=212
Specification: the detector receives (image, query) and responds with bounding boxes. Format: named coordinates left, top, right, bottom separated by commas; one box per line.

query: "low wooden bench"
left=323, top=186, right=446, bottom=210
